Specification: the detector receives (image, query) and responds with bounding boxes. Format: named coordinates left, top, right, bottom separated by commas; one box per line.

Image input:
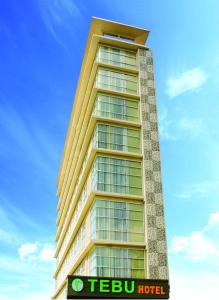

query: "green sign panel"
left=67, top=276, right=169, bottom=299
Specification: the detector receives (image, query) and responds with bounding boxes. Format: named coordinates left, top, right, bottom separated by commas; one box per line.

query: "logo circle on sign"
left=72, top=278, right=84, bottom=292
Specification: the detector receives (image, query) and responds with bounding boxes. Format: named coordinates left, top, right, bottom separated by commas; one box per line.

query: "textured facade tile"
left=143, top=120, right=151, bottom=130
left=156, top=216, right=165, bottom=228
left=149, top=266, right=159, bottom=279
left=152, top=161, right=161, bottom=172
left=146, top=204, right=156, bottom=216
left=151, top=140, right=160, bottom=151
left=146, top=65, right=154, bottom=73
left=154, top=182, right=162, bottom=193
left=158, top=267, right=169, bottom=279
left=157, top=241, right=167, bottom=253
left=149, top=103, right=157, bottom=113
left=141, top=86, right=148, bottom=95
left=147, top=228, right=157, bottom=240
left=140, top=78, right=147, bottom=85
left=146, top=192, right=155, bottom=204
left=147, top=72, right=154, bottom=81
left=155, top=194, right=163, bottom=205
left=144, top=160, right=153, bottom=171
left=155, top=206, right=164, bottom=218
left=146, top=50, right=153, bottom=58
left=145, top=169, right=153, bottom=180
left=148, top=253, right=158, bottom=265
left=151, top=131, right=159, bottom=141
left=145, top=181, right=154, bottom=192
left=147, top=80, right=154, bottom=88
left=141, top=112, right=147, bottom=121
left=150, top=121, right=158, bottom=131
left=148, top=95, right=156, bottom=104
left=153, top=171, right=162, bottom=182
left=156, top=228, right=166, bottom=241
left=138, top=48, right=169, bottom=280
left=148, top=240, right=157, bottom=252
left=149, top=112, right=157, bottom=122
left=148, top=87, right=155, bottom=96
left=140, top=70, right=147, bottom=78
left=158, top=253, right=168, bottom=266
left=152, top=151, right=160, bottom=161
left=145, top=129, right=151, bottom=139
left=145, top=112, right=150, bottom=121
left=147, top=216, right=156, bottom=227
left=146, top=56, right=153, bottom=65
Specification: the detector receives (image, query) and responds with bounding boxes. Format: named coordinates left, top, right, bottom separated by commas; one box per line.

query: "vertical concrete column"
left=138, top=48, right=169, bottom=280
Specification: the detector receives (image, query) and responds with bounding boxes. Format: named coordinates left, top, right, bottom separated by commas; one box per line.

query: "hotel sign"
left=67, top=276, right=169, bottom=299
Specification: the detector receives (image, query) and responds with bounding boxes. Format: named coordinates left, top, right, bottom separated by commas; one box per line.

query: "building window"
left=90, top=200, right=144, bottom=243
left=95, top=68, right=138, bottom=95
left=74, top=259, right=86, bottom=276
left=56, top=222, right=86, bottom=288
left=96, top=45, right=137, bottom=69
left=103, top=33, right=135, bottom=43
left=93, top=94, right=139, bottom=122
left=92, top=124, right=141, bottom=153
left=92, top=156, right=142, bottom=196
left=89, top=246, right=145, bottom=278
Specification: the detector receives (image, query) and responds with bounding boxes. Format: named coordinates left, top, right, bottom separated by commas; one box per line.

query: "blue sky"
left=0, top=0, right=219, bottom=299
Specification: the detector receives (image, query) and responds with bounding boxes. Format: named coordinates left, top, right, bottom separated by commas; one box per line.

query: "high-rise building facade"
left=52, top=17, right=169, bottom=300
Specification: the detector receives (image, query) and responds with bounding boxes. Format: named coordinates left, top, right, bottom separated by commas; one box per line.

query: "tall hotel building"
left=53, top=18, right=169, bottom=299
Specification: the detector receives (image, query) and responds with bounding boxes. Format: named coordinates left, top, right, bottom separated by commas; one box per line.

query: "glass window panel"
left=128, top=233, right=144, bottom=242
left=96, top=68, right=138, bottom=94
left=90, top=200, right=144, bottom=243
left=89, top=247, right=145, bottom=278
left=129, top=209, right=143, bottom=220
left=130, top=249, right=145, bottom=259
left=93, top=94, right=139, bottom=122
left=92, top=156, right=142, bottom=196
left=129, top=220, right=143, bottom=232
left=97, top=45, right=137, bottom=69
left=132, top=270, right=144, bottom=278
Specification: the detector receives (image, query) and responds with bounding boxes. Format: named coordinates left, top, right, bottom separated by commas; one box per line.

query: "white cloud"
left=158, top=109, right=178, bottom=141
left=170, top=231, right=219, bottom=262
left=0, top=279, right=54, bottom=300
left=170, top=212, right=219, bottom=262
left=18, top=243, right=38, bottom=261
left=18, top=242, right=55, bottom=262
left=166, top=67, right=207, bottom=98
left=39, top=0, right=84, bottom=45
left=175, top=180, right=219, bottom=199
left=0, top=255, right=33, bottom=273
left=158, top=110, right=204, bottom=141
left=179, top=117, right=203, bottom=136
left=208, top=212, right=219, bottom=226
left=0, top=247, right=55, bottom=299
left=39, top=243, right=55, bottom=262
left=170, top=270, right=219, bottom=300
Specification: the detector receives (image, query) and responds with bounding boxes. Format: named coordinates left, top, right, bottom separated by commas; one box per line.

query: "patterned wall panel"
left=138, top=48, right=169, bottom=280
